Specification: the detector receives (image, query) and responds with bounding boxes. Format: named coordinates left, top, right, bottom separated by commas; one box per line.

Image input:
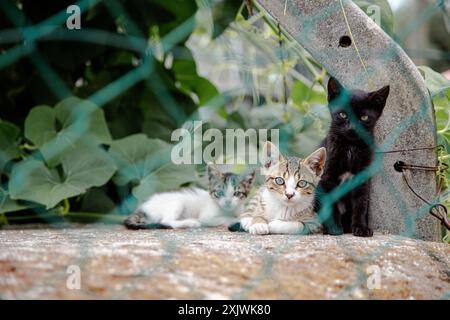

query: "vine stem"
left=5, top=212, right=126, bottom=223
left=61, top=198, right=70, bottom=216
left=277, top=22, right=288, bottom=107
left=20, top=143, right=38, bottom=151
left=339, top=0, right=373, bottom=89
left=0, top=213, right=8, bottom=225
left=250, top=0, right=323, bottom=81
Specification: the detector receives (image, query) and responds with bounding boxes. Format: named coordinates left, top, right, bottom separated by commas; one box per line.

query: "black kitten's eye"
left=360, top=115, right=369, bottom=121
left=339, top=112, right=347, bottom=119
left=297, top=180, right=308, bottom=188
left=274, top=177, right=285, bottom=185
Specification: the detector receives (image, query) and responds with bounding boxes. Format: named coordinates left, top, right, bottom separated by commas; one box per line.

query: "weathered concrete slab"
left=0, top=225, right=448, bottom=299
left=255, top=0, right=440, bottom=240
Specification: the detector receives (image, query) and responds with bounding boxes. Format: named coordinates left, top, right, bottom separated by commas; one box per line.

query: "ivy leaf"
left=353, top=0, right=394, bottom=36
left=80, top=188, right=116, bottom=214
left=24, top=97, right=111, bottom=165
left=418, top=66, right=450, bottom=100
left=0, top=121, right=22, bottom=172
left=291, top=81, right=327, bottom=111
left=140, top=62, right=199, bottom=142
left=120, top=0, right=197, bottom=38
left=171, top=48, right=224, bottom=107
left=0, top=187, right=31, bottom=214
left=210, top=0, right=244, bottom=39
left=9, top=145, right=117, bottom=209
left=109, top=134, right=197, bottom=202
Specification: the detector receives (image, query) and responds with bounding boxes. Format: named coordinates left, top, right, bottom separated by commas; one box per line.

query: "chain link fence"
left=0, top=0, right=449, bottom=299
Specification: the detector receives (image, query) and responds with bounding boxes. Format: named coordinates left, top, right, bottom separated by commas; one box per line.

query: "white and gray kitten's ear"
left=261, top=141, right=284, bottom=169
left=207, top=164, right=223, bottom=185
left=241, top=171, right=256, bottom=190
left=304, top=147, right=327, bottom=177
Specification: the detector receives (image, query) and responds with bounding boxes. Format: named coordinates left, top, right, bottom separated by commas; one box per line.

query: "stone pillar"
left=255, top=0, right=440, bottom=240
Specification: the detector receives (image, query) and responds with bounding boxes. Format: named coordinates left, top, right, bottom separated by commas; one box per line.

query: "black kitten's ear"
left=327, top=77, right=344, bottom=101
left=369, top=85, right=390, bottom=111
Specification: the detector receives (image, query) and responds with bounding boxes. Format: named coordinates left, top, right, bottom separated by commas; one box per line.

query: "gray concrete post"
left=255, top=0, right=440, bottom=240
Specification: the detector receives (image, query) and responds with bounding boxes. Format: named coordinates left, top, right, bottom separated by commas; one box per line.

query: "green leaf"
left=418, top=66, right=450, bottom=99
left=139, top=62, right=199, bottom=141
left=434, top=88, right=450, bottom=108
left=435, top=107, right=450, bottom=132
left=0, top=121, right=21, bottom=171
left=291, top=81, right=327, bottom=110
left=0, top=187, right=31, bottom=214
left=171, top=48, right=224, bottom=107
left=210, top=0, right=244, bottom=39
left=109, top=134, right=197, bottom=202
left=353, top=0, right=394, bottom=36
left=80, top=188, right=116, bottom=214
left=121, top=0, right=197, bottom=38
left=9, top=145, right=117, bottom=209
left=24, top=97, right=111, bottom=165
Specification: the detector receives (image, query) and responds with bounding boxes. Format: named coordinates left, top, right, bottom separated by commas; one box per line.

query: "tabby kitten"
left=239, top=141, right=326, bottom=235
left=315, top=77, right=390, bottom=237
left=124, top=166, right=255, bottom=229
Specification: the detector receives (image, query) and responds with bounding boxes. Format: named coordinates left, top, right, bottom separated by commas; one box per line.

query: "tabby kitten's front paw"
left=249, top=223, right=269, bottom=235
left=352, top=226, right=373, bottom=237
left=240, top=217, right=253, bottom=231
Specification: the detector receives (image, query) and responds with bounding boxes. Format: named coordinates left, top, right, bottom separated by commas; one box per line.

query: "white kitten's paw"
left=168, top=219, right=202, bottom=229
left=268, top=220, right=286, bottom=234
left=249, top=223, right=269, bottom=235
left=268, top=220, right=303, bottom=234
left=240, top=217, right=253, bottom=231
left=185, top=220, right=202, bottom=228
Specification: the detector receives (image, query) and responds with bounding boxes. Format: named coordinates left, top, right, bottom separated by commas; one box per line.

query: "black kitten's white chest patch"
left=339, top=172, right=354, bottom=183
left=346, top=146, right=357, bottom=161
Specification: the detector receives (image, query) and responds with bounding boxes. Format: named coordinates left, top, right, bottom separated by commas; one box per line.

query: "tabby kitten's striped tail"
left=124, top=212, right=148, bottom=229
left=124, top=212, right=169, bottom=230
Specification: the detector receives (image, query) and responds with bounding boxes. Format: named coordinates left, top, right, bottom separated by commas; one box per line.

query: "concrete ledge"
left=0, top=225, right=448, bottom=299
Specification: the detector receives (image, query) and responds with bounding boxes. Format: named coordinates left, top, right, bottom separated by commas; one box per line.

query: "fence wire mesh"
left=0, top=0, right=449, bottom=299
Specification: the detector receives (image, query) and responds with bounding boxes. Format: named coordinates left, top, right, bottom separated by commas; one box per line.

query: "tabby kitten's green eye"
left=213, top=191, right=220, bottom=198
left=360, top=115, right=369, bottom=121
left=274, top=177, right=285, bottom=185
left=234, top=191, right=243, bottom=198
left=339, top=112, right=347, bottom=119
left=297, top=180, right=308, bottom=188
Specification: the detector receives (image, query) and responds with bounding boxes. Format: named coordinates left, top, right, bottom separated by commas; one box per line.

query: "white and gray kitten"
left=124, top=166, right=255, bottom=229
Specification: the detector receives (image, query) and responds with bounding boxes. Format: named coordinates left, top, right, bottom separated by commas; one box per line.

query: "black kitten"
left=314, top=77, right=390, bottom=237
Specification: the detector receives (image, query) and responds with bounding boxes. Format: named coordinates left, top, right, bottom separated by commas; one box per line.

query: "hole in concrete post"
left=339, top=35, right=352, bottom=47
left=394, top=161, right=405, bottom=172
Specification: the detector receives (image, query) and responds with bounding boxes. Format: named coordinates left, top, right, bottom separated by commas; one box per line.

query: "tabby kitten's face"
left=208, top=166, right=255, bottom=214
left=327, top=77, right=390, bottom=141
left=262, top=142, right=326, bottom=207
